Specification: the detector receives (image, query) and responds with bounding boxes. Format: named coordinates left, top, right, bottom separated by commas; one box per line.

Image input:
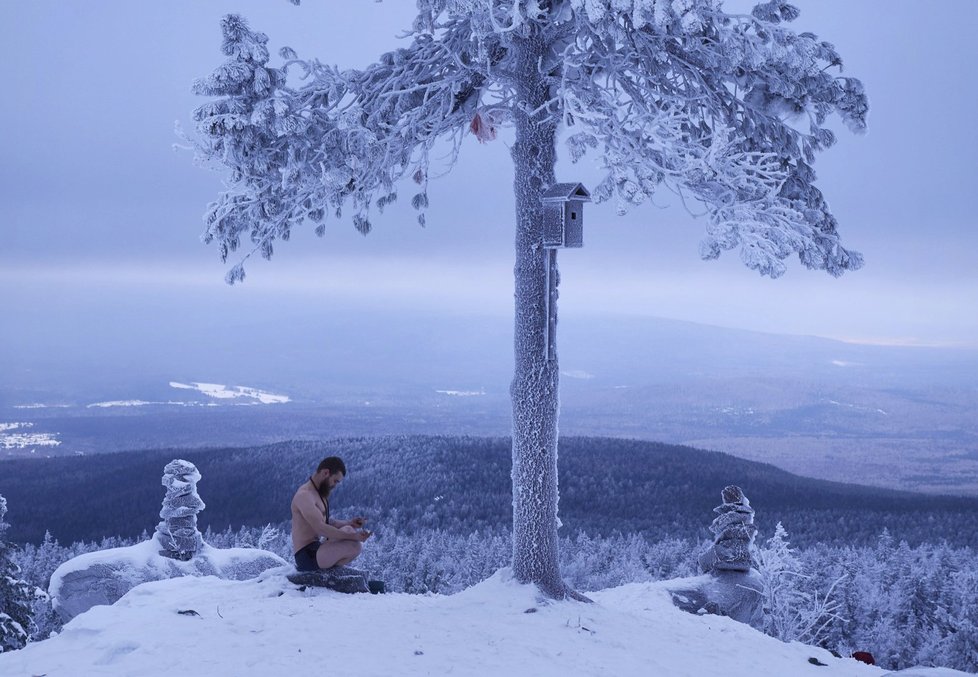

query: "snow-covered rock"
left=699, top=485, right=758, bottom=573
left=50, top=458, right=285, bottom=621
left=665, top=571, right=765, bottom=628
left=155, top=459, right=205, bottom=561
left=668, top=486, right=764, bottom=628
left=49, top=536, right=286, bottom=622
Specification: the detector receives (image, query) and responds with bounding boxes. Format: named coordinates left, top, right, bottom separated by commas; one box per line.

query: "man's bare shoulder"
left=292, top=480, right=316, bottom=505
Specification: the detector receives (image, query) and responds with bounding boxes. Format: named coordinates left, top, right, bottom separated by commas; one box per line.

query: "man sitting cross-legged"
left=291, top=456, right=371, bottom=572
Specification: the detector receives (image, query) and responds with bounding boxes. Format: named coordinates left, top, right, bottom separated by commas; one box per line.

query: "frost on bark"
left=188, top=1, right=868, bottom=599
left=509, top=31, right=565, bottom=598
left=156, top=460, right=205, bottom=561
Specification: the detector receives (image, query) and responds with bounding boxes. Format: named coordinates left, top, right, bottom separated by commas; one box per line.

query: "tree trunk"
left=509, top=31, right=565, bottom=599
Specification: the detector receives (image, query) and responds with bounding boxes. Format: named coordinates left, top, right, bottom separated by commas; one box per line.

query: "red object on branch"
left=852, top=652, right=875, bottom=665
left=470, top=112, right=497, bottom=143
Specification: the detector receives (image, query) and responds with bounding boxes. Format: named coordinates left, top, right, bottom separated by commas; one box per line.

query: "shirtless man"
left=291, top=456, right=371, bottom=572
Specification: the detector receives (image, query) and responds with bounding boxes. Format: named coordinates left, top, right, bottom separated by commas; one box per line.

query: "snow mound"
left=0, top=567, right=920, bottom=676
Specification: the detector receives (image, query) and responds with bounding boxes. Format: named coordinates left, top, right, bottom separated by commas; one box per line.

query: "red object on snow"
left=852, top=651, right=875, bottom=665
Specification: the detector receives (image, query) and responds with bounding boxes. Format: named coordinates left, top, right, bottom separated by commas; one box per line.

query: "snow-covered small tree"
left=756, top=521, right=843, bottom=645
left=155, top=460, right=205, bottom=561
left=946, top=568, right=978, bottom=672
left=10, top=531, right=63, bottom=641
left=188, top=0, right=867, bottom=598
left=0, top=495, right=44, bottom=653
left=256, top=523, right=281, bottom=552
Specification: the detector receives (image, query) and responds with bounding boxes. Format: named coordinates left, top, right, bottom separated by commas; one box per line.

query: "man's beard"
left=317, top=483, right=332, bottom=499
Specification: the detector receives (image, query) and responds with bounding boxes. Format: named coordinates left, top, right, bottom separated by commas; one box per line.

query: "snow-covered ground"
left=2, top=569, right=962, bottom=677
left=11, top=404, right=72, bottom=409
left=86, top=400, right=188, bottom=409
left=86, top=382, right=291, bottom=408
left=10, top=382, right=291, bottom=411
left=169, top=381, right=290, bottom=404
left=435, top=388, right=486, bottom=397
left=0, top=421, right=60, bottom=449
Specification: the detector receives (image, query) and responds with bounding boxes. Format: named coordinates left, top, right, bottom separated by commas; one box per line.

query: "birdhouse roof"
left=541, top=183, right=591, bottom=202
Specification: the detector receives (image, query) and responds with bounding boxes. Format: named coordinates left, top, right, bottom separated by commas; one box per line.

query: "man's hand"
left=355, top=529, right=372, bottom=542
left=349, top=516, right=367, bottom=529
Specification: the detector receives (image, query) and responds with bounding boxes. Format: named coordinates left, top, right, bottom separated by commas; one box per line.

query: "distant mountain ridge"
left=4, top=312, right=977, bottom=405
left=4, top=314, right=977, bottom=494
left=2, top=435, right=976, bottom=548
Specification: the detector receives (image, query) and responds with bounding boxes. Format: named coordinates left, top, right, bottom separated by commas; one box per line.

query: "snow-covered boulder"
left=50, top=535, right=286, bottom=622
left=665, top=571, right=765, bottom=628
left=50, top=457, right=285, bottom=622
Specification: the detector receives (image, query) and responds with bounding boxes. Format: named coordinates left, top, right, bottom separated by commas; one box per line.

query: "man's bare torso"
left=290, top=481, right=330, bottom=553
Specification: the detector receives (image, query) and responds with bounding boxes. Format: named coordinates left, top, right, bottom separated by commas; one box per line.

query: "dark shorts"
left=294, top=541, right=321, bottom=572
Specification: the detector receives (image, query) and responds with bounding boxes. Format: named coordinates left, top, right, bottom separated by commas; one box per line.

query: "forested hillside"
left=2, top=436, right=976, bottom=547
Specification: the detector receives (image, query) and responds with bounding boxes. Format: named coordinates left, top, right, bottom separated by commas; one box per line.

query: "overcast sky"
left=2, top=0, right=977, bottom=351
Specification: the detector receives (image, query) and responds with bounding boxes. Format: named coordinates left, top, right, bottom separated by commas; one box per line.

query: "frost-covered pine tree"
left=947, top=568, right=978, bottom=672
left=9, top=530, right=62, bottom=642
left=0, top=495, right=43, bottom=653
left=188, top=0, right=867, bottom=598
left=756, top=521, right=843, bottom=645
left=155, top=460, right=205, bottom=561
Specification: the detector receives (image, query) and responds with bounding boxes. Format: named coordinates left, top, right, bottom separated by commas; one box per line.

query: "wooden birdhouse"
left=541, top=183, right=590, bottom=248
